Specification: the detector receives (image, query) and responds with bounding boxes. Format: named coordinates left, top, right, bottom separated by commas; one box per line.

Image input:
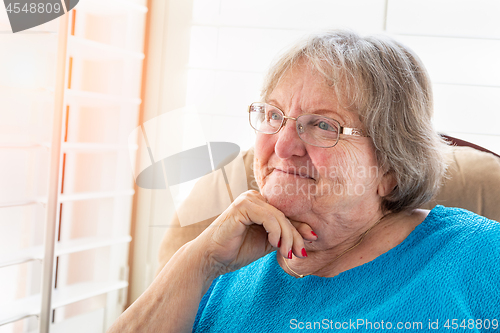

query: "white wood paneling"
left=202, top=0, right=386, bottom=32
left=188, top=26, right=306, bottom=72
left=387, top=0, right=500, bottom=39
left=186, top=69, right=263, bottom=116
left=212, top=71, right=263, bottom=112
left=188, top=26, right=219, bottom=68
left=186, top=69, right=216, bottom=106
left=192, top=0, right=221, bottom=25
left=433, top=84, right=500, bottom=135
left=216, top=27, right=305, bottom=72
left=395, top=35, right=500, bottom=87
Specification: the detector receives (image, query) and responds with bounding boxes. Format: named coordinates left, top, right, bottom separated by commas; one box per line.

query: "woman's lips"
left=273, top=168, right=314, bottom=180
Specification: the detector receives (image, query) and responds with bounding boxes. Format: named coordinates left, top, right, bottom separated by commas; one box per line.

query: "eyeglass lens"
left=249, top=103, right=340, bottom=148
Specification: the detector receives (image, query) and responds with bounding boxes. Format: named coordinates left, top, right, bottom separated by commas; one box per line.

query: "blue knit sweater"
left=193, top=206, right=500, bottom=332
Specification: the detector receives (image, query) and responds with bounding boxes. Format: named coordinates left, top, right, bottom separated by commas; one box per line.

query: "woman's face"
left=254, top=64, right=393, bottom=231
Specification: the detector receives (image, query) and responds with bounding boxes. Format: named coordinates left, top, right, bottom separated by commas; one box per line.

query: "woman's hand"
left=197, top=190, right=317, bottom=276
left=107, top=190, right=316, bottom=333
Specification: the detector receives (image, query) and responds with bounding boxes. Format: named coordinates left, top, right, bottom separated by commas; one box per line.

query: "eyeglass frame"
left=248, top=102, right=368, bottom=148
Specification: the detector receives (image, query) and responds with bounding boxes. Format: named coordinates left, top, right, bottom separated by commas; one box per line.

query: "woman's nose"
left=274, top=119, right=307, bottom=159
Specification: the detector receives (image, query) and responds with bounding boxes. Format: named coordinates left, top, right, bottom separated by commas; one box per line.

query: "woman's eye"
left=269, top=112, right=282, bottom=121
left=318, top=121, right=335, bottom=131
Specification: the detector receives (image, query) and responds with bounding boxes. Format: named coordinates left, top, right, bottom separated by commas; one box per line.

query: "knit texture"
left=193, top=206, right=500, bottom=332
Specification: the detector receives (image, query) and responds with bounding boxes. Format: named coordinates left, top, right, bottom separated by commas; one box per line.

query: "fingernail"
left=277, top=239, right=281, bottom=248
left=311, top=231, right=318, bottom=237
left=301, top=248, right=308, bottom=257
left=288, top=250, right=293, bottom=259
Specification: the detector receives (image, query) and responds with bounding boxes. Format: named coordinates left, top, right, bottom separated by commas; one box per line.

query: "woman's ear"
left=377, top=170, right=397, bottom=197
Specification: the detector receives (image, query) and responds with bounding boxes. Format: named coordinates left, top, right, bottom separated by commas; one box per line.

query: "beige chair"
left=157, top=139, right=500, bottom=274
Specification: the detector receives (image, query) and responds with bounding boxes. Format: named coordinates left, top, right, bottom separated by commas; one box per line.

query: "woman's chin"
left=261, top=185, right=312, bottom=217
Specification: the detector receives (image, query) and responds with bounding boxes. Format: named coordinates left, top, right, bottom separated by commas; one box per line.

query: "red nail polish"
left=311, top=231, right=318, bottom=237
left=301, top=248, right=308, bottom=257
left=277, top=239, right=281, bottom=248
left=288, top=250, right=292, bottom=259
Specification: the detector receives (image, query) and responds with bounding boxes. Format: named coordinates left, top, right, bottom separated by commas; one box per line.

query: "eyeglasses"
left=248, top=102, right=367, bottom=148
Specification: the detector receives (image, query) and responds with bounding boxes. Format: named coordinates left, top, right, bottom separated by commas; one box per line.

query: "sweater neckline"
left=272, top=205, right=444, bottom=282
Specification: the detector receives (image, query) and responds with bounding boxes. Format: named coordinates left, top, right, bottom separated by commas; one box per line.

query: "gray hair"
left=261, top=30, right=449, bottom=213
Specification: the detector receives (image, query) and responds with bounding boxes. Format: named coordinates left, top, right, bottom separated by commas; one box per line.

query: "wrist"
left=179, top=238, right=226, bottom=291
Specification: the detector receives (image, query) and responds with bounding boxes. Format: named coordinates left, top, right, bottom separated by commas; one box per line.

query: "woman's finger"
left=241, top=195, right=295, bottom=259
left=252, top=197, right=307, bottom=259
left=290, top=220, right=318, bottom=241
left=229, top=192, right=282, bottom=247
left=290, top=224, right=307, bottom=258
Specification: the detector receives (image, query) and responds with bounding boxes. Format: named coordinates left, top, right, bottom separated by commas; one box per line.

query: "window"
left=0, top=1, right=147, bottom=332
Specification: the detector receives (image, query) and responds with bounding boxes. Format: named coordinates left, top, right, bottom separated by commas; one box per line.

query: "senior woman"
left=109, top=30, right=500, bottom=332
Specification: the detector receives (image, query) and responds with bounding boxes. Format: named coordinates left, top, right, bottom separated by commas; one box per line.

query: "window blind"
left=0, top=1, right=147, bottom=332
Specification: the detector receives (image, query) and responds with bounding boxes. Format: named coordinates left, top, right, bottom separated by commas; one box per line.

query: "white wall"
left=134, top=0, right=500, bottom=298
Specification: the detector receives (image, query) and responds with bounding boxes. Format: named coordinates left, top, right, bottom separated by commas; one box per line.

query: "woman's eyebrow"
left=265, top=99, right=349, bottom=124
left=265, top=99, right=282, bottom=109
left=312, top=109, right=346, bottom=121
